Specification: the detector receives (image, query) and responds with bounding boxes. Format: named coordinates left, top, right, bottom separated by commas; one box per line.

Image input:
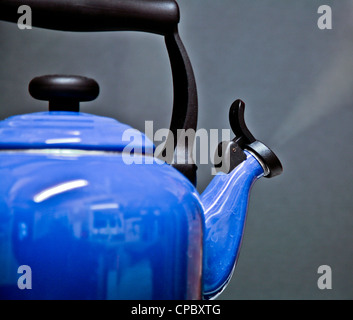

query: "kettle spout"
left=200, top=99, right=283, bottom=299
left=201, top=151, right=264, bottom=299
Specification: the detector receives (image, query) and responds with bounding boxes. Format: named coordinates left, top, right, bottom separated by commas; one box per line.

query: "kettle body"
left=0, top=111, right=204, bottom=300
left=0, top=133, right=203, bottom=300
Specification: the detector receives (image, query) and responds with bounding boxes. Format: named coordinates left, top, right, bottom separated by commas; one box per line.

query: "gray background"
left=1, top=0, right=353, bottom=299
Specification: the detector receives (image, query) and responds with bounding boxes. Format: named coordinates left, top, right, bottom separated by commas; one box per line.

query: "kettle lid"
left=0, top=75, right=154, bottom=153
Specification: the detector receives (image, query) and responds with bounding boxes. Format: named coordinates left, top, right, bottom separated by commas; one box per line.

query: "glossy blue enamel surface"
left=0, top=151, right=203, bottom=299
left=0, top=110, right=268, bottom=300
left=0, top=112, right=154, bottom=153
left=201, top=151, right=264, bottom=299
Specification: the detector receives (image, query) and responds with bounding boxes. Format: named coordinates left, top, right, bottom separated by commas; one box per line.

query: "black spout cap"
left=246, top=140, right=283, bottom=178
left=229, top=99, right=282, bottom=178
left=215, top=99, right=283, bottom=177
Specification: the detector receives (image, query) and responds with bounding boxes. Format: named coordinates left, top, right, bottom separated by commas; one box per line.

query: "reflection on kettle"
left=0, top=0, right=282, bottom=300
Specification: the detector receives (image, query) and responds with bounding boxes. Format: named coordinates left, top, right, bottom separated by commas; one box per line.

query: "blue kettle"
left=0, top=0, right=282, bottom=300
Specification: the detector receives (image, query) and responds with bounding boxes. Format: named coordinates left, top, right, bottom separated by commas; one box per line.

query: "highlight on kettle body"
left=0, top=0, right=282, bottom=300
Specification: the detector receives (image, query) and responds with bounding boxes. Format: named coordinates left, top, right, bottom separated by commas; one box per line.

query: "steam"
left=271, top=5, right=353, bottom=147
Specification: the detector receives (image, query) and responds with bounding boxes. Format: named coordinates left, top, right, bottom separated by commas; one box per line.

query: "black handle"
left=29, top=75, right=100, bottom=112
left=0, top=0, right=179, bottom=35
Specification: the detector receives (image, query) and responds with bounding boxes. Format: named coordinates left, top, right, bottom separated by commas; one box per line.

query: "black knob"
left=29, top=75, right=100, bottom=112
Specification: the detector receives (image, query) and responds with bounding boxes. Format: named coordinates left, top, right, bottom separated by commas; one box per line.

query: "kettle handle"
left=0, top=0, right=198, bottom=184
left=0, top=0, right=179, bottom=34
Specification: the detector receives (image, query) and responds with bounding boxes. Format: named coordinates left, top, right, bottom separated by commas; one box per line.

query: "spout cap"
left=216, top=99, right=283, bottom=177
left=246, top=140, right=283, bottom=178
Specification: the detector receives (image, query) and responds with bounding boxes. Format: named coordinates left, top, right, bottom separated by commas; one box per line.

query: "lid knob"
left=29, top=75, right=100, bottom=112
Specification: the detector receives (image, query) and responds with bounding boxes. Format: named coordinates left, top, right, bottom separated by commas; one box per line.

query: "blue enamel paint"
left=201, top=152, right=264, bottom=298
left=0, top=151, right=204, bottom=299
left=0, top=111, right=154, bottom=153
left=0, top=111, right=265, bottom=300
